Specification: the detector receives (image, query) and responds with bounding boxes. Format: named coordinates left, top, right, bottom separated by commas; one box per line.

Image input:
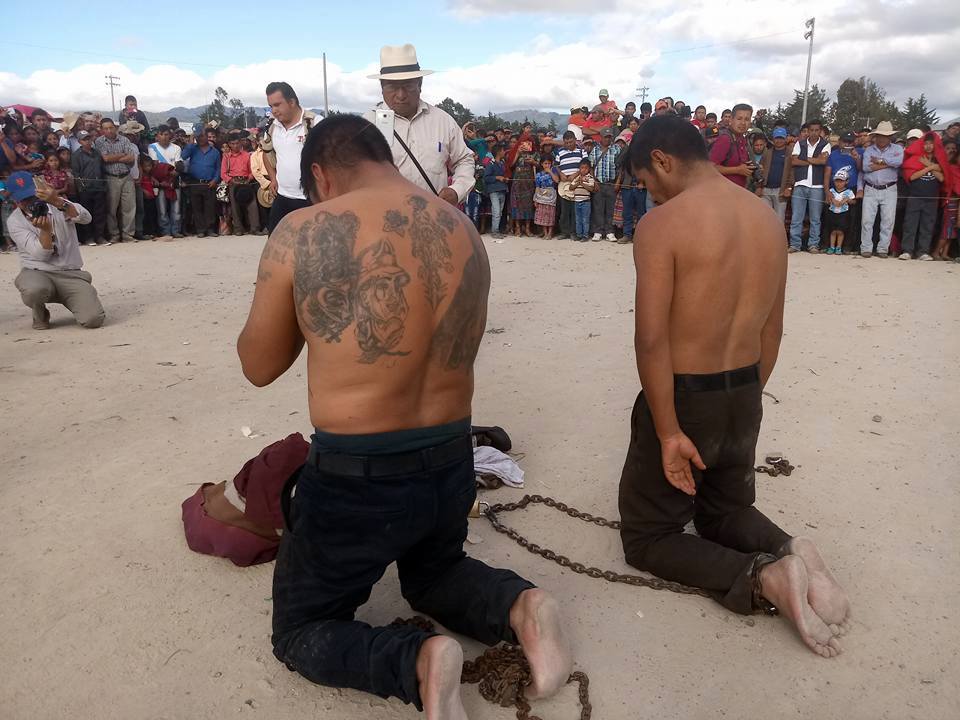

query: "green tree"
left=780, top=85, right=832, bottom=128
left=546, top=118, right=558, bottom=133
left=832, top=77, right=898, bottom=133
left=897, top=94, right=939, bottom=131
left=435, top=97, right=474, bottom=127
left=200, top=86, right=229, bottom=126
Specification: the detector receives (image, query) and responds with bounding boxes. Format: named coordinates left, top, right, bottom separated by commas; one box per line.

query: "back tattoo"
left=266, top=195, right=487, bottom=368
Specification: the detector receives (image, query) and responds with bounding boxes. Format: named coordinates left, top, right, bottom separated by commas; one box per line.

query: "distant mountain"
left=498, top=109, right=568, bottom=127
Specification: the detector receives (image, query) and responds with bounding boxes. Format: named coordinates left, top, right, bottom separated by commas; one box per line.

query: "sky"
left=2, top=0, right=958, bottom=123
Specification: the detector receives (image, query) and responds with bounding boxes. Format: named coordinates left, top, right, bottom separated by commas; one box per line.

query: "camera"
left=30, top=200, right=49, bottom=218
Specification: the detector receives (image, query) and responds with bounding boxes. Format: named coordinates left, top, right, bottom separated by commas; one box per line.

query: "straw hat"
left=257, top=185, right=276, bottom=208
left=871, top=121, right=898, bottom=136
left=367, top=44, right=434, bottom=81
left=61, top=111, right=81, bottom=131
left=119, top=120, right=145, bottom=135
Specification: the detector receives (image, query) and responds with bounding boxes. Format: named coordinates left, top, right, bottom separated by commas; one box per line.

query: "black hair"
left=562, top=130, right=576, bottom=140
left=265, top=82, right=299, bottom=105
left=300, top=114, right=393, bottom=195
left=732, top=103, right=753, bottom=116
left=492, top=143, right=507, bottom=156
left=663, top=96, right=674, bottom=105
left=721, top=108, right=732, bottom=116
left=578, top=158, right=592, bottom=168
left=155, top=124, right=171, bottom=135
left=625, top=101, right=636, bottom=110
left=30, top=108, right=50, bottom=119
left=808, top=118, right=822, bottom=128
left=705, top=112, right=717, bottom=121
left=695, top=105, right=706, bottom=113
left=124, top=95, right=137, bottom=104
left=774, top=119, right=788, bottom=128
left=100, top=118, right=116, bottom=128
left=800, top=122, right=809, bottom=130
left=640, top=102, right=652, bottom=113
left=920, top=124, right=932, bottom=133
left=628, top=114, right=709, bottom=172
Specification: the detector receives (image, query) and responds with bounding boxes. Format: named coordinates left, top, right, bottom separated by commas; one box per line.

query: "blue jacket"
left=827, top=148, right=859, bottom=193
left=182, top=143, right=221, bottom=182
left=483, top=160, right=507, bottom=194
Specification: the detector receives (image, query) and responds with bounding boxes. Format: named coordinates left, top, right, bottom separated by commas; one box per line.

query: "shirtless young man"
left=617, top=116, right=850, bottom=658
left=237, top=115, right=571, bottom=718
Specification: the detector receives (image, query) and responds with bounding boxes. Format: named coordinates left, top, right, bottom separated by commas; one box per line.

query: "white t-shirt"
left=148, top=142, right=182, bottom=165
left=791, top=139, right=832, bottom=188
left=271, top=110, right=308, bottom=200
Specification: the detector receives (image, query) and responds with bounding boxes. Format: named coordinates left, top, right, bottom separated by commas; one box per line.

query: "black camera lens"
left=31, top=201, right=49, bottom=218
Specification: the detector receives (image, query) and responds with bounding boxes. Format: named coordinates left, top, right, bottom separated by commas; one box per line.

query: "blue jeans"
left=621, top=187, right=641, bottom=238
left=272, top=435, right=532, bottom=709
left=574, top=200, right=591, bottom=238
left=488, top=191, right=505, bottom=233
left=157, top=189, right=181, bottom=236
left=466, top=190, right=480, bottom=225
left=789, top=185, right=824, bottom=250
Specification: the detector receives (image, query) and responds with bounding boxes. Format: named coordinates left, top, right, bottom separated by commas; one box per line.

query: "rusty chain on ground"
left=754, top=455, right=795, bottom=477
left=391, top=616, right=592, bottom=720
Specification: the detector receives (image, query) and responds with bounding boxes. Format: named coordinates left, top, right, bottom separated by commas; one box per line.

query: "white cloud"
left=2, top=0, right=958, bottom=120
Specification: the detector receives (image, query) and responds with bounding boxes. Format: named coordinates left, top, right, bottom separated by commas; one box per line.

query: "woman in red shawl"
left=931, top=138, right=959, bottom=260
left=899, top=131, right=948, bottom=260
left=506, top=124, right=538, bottom=235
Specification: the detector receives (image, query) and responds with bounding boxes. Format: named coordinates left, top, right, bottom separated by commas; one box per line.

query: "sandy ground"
left=1, top=233, right=959, bottom=720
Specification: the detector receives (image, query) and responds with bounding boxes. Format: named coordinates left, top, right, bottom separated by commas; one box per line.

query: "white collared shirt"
left=365, top=101, right=475, bottom=202
left=8, top=202, right=91, bottom=272
left=271, top=110, right=308, bottom=200
left=791, top=138, right=832, bottom=188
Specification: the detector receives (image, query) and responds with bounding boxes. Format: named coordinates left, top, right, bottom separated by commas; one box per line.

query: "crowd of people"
left=459, top=95, right=960, bottom=260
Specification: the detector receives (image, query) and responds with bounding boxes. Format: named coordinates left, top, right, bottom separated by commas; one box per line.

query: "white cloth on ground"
left=473, top=445, right=524, bottom=488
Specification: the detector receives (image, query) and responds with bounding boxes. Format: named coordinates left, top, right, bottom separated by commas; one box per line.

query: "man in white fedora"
left=365, top=44, right=474, bottom=207
left=858, top=120, right=903, bottom=258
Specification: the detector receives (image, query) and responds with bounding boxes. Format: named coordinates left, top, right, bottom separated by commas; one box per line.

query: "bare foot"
left=759, top=556, right=842, bottom=658
left=789, top=537, right=851, bottom=633
left=416, top=636, right=467, bottom=720
left=509, top=588, right=573, bottom=699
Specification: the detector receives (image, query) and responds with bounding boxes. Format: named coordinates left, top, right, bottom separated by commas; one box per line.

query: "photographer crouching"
left=6, top=171, right=105, bottom=330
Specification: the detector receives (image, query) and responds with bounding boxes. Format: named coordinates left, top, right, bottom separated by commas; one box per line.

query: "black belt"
left=865, top=181, right=896, bottom=191
left=105, top=170, right=129, bottom=178
left=306, top=434, right=472, bottom=478
left=674, top=364, right=760, bottom=392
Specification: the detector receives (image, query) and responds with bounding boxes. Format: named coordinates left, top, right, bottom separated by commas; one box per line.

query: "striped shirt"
left=94, top=134, right=136, bottom=176
left=555, top=148, right=586, bottom=179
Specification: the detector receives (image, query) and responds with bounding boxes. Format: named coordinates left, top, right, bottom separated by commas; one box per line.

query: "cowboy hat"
left=60, top=111, right=81, bottom=131
left=367, top=44, right=434, bottom=81
left=119, top=121, right=145, bottom=135
left=871, top=121, right=898, bottom=136
left=257, top=185, right=276, bottom=208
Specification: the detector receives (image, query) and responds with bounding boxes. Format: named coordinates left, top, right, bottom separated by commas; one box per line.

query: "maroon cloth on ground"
left=232, top=432, right=310, bottom=530
left=181, top=486, right=280, bottom=567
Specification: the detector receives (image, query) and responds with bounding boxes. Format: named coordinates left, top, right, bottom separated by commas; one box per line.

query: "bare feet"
left=759, top=556, right=842, bottom=658
left=416, top=636, right=467, bottom=720
left=789, top=537, right=851, bottom=634
left=509, top=588, right=573, bottom=699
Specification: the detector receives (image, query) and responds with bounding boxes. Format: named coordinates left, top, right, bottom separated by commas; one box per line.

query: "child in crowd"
left=139, top=155, right=160, bottom=240
left=826, top=170, right=854, bottom=255
left=900, top=131, right=946, bottom=261
left=570, top=159, right=597, bottom=241
left=148, top=155, right=178, bottom=241
left=534, top=156, right=558, bottom=238
left=483, top=144, right=509, bottom=239
left=932, top=139, right=959, bottom=261
left=42, top=151, right=72, bottom=196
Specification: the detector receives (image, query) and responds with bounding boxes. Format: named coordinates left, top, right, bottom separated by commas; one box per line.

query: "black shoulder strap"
left=392, top=131, right=438, bottom=195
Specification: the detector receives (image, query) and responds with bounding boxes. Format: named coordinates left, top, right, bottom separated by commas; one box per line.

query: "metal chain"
left=754, top=456, right=795, bottom=477
left=392, top=616, right=592, bottom=720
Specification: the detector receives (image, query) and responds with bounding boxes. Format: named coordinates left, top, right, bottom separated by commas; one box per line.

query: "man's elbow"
left=239, top=356, right=279, bottom=388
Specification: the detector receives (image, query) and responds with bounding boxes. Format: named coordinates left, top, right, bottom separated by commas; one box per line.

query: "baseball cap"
left=601, top=128, right=614, bottom=137
left=840, top=131, right=855, bottom=142
left=705, top=126, right=720, bottom=139
left=772, top=127, right=788, bottom=139
left=77, top=130, right=92, bottom=140
left=599, top=88, right=609, bottom=97
left=7, top=171, right=36, bottom=202
left=906, top=128, right=923, bottom=140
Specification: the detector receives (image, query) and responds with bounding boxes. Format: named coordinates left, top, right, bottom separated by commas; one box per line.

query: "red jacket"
left=901, top=133, right=950, bottom=197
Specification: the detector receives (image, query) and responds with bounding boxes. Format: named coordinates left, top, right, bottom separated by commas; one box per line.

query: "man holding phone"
left=710, top=103, right=754, bottom=188
left=364, top=44, right=474, bottom=207
left=5, top=171, right=105, bottom=330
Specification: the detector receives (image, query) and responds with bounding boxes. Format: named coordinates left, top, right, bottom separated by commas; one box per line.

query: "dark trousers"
left=228, top=183, right=261, bottom=233
left=77, top=190, right=107, bottom=243
left=142, top=197, right=158, bottom=236
left=621, top=187, right=642, bottom=238
left=268, top=194, right=312, bottom=235
left=618, top=370, right=792, bottom=614
left=186, top=182, right=217, bottom=234
left=271, top=436, right=534, bottom=709
left=591, top=182, right=616, bottom=235
left=901, top=180, right=940, bottom=256
left=558, top=198, right=575, bottom=237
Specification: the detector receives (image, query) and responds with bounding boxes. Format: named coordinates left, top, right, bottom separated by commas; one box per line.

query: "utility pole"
left=105, top=74, right=121, bottom=113
left=322, top=53, right=329, bottom=116
left=800, top=17, right=815, bottom=125
left=636, top=85, right=649, bottom=104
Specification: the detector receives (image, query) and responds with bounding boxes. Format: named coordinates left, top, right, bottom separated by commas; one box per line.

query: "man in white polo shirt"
left=261, top=82, right=316, bottom=234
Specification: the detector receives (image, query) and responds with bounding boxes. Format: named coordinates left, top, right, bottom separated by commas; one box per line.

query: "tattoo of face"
left=293, top=210, right=412, bottom=364
left=406, top=194, right=454, bottom=309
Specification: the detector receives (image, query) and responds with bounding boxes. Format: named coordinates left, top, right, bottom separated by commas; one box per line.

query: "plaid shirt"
left=587, top=143, right=621, bottom=183
left=94, top=134, right=135, bottom=176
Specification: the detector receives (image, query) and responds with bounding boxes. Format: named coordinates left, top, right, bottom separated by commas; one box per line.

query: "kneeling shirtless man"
left=617, top=116, right=850, bottom=658
left=237, top=115, right=571, bottom=718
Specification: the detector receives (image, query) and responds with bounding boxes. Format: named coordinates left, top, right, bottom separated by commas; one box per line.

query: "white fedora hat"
left=871, top=120, right=898, bottom=136
left=368, top=44, right=434, bottom=81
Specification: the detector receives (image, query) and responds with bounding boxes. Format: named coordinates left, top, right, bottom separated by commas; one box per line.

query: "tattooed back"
left=258, top=187, right=490, bottom=433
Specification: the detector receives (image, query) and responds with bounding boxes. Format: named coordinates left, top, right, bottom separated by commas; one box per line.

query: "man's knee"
left=17, top=281, right=54, bottom=307
left=78, top=309, right=106, bottom=328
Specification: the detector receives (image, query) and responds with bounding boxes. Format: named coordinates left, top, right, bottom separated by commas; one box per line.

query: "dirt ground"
left=1, top=234, right=958, bottom=720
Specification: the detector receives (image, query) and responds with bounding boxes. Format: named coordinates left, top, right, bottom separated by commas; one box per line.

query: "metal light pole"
left=800, top=18, right=815, bottom=124
left=105, top=74, right=121, bottom=113
left=636, top=85, right=649, bottom=103
left=322, top=53, right=329, bottom=116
